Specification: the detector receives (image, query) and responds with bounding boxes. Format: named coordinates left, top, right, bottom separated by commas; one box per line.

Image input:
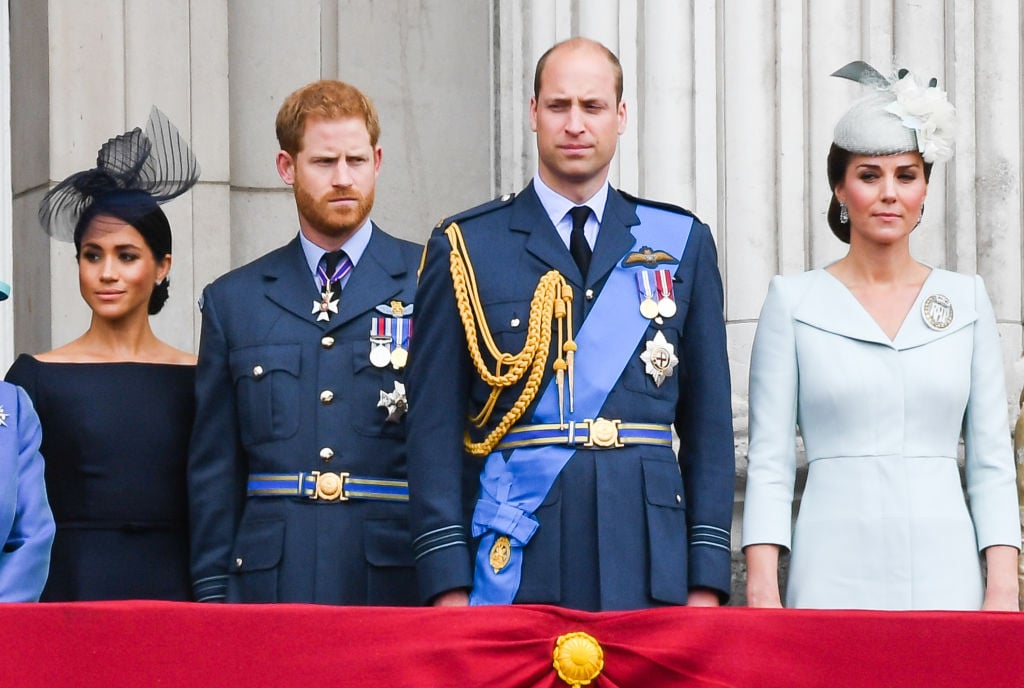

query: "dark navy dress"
left=5, top=355, right=194, bottom=601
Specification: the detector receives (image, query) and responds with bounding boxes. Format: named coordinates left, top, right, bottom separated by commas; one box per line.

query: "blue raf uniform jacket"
left=0, top=382, right=55, bottom=601
left=189, top=226, right=422, bottom=604
left=406, top=183, right=734, bottom=610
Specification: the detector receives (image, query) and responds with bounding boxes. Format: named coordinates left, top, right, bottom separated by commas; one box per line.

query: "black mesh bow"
left=39, top=107, right=200, bottom=241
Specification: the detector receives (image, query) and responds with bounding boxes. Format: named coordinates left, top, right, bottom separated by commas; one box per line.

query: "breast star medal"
left=313, top=283, right=339, bottom=322
left=377, top=381, right=408, bottom=423
left=921, top=294, right=953, bottom=331
left=489, top=535, right=511, bottom=573
left=0, top=404, right=7, bottom=427
left=640, top=330, right=679, bottom=387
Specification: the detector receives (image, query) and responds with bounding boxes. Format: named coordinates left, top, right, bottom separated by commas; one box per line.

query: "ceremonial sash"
left=469, top=205, right=693, bottom=605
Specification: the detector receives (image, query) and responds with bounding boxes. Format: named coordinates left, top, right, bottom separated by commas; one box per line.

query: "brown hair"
left=533, top=37, right=623, bottom=103
left=826, top=143, right=933, bottom=243
left=275, top=80, right=381, bottom=156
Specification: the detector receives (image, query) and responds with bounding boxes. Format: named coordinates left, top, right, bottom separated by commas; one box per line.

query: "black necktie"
left=323, top=250, right=345, bottom=279
left=568, top=206, right=592, bottom=277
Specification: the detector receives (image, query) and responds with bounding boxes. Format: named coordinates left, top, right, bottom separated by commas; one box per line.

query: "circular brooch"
left=552, top=631, right=604, bottom=687
left=921, top=294, right=954, bottom=331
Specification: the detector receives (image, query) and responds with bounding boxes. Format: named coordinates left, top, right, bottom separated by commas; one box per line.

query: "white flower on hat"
left=884, top=72, right=956, bottom=163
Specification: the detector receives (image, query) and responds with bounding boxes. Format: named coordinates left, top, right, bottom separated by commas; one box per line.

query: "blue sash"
left=469, top=205, right=693, bottom=605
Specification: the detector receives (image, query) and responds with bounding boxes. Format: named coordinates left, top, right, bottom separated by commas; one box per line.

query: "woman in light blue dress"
left=742, top=62, right=1019, bottom=611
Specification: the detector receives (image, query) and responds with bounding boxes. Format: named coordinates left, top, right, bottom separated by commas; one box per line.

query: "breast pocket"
left=483, top=299, right=531, bottom=356
left=351, top=339, right=407, bottom=438
left=621, top=324, right=686, bottom=396
left=229, top=343, right=302, bottom=445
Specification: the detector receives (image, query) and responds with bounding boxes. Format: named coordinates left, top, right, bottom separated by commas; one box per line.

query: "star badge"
left=639, top=330, right=679, bottom=387
left=0, top=404, right=7, bottom=427
left=377, top=381, right=408, bottom=423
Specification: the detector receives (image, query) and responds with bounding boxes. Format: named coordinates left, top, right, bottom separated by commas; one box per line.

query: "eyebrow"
left=854, top=162, right=922, bottom=170
left=81, top=242, right=144, bottom=250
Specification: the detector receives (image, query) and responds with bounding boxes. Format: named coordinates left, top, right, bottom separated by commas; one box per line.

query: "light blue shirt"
left=298, top=218, right=373, bottom=288
left=531, top=173, right=608, bottom=251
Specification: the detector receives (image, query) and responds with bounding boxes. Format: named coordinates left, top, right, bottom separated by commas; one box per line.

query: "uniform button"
left=510, top=317, right=520, bottom=328
left=320, top=447, right=335, bottom=461
left=235, top=557, right=243, bottom=570
left=584, top=289, right=594, bottom=301
left=252, top=365, right=264, bottom=378
left=320, top=390, right=334, bottom=404
left=321, top=336, right=335, bottom=349
left=675, top=494, right=682, bottom=504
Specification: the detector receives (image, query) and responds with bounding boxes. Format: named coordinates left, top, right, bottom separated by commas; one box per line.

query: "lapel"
left=262, top=237, right=324, bottom=325
left=793, top=268, right=977, bottom=350
left=587, top=189, right=640, bottom=288
left=511, top=182, right=584, bottom=287
left=328, top=224, right=408, bottom=332
left=510, top=183, right=642, bottom=289
left=893, top=269, right=977, bottom=350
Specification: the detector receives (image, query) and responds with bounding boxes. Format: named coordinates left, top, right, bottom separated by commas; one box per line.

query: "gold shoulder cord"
left=445, top=222, right=576, bottom=456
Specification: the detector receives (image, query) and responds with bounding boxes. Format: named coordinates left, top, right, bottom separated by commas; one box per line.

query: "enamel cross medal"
left=312, top=252, right=352, bottom=322
left=313, top=282, right=339, bottom=322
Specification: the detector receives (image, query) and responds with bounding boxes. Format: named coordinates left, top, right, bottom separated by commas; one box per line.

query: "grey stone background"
left=5, top=1, right=1022, bottom=603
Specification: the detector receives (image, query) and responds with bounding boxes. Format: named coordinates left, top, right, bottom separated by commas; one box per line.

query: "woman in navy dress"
left=6, top=108, right=200, bottom=600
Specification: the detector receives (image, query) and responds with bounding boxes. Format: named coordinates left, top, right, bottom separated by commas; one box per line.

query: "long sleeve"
left=0, top=385, right=55, bottom=602
left=742, top=276, right=800, bottom=550
left=675, top=224, right=735, bottom=596
left=963, top=275, right=1020, bottom=550
left=405, top=229, right=475, bottom=603
left=188, top=286, right=245, bottom=602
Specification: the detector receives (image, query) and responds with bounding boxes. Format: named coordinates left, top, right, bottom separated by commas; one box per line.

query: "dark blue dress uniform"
left=189, top=227, right=422, bottom=604
left=406, top=183, right=735, bottom=610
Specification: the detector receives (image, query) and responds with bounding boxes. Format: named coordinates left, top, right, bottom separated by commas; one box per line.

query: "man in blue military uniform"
left=189, top=81, right=422, bottom=604
left=407, top=38, right=734, bottom=610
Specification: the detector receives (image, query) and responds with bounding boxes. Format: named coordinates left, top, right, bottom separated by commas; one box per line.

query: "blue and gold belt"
left=495, top=418, right=673, bottom=450
left=247, top=472, right=409, bottom=502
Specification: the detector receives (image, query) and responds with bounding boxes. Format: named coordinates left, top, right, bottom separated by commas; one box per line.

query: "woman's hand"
left=981, top=545, right=1020, bottom=611
left=744, top=544, right=784, bottom=608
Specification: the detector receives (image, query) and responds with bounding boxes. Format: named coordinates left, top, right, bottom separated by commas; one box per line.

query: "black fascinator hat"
left=39, top=106, right=200, bottom=243
left=40, top=107, right=200, bottom=315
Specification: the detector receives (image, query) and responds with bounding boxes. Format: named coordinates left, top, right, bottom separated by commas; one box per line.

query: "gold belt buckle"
left=583, top=417, right=623, bottom=449
left=312, top=471, right=349, bottom=501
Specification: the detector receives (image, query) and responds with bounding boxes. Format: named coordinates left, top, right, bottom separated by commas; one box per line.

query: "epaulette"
left=617, top=189, right=703, bottom=225
left=434, top=192, right=517, bottom=229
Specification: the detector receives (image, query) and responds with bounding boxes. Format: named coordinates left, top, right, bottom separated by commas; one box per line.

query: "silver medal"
left=370, top=337, right=392, bottom=368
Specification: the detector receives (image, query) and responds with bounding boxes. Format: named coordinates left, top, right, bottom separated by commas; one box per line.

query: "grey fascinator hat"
left=831, top=61, right=955, bottom=164
left=39, top=106, right=200, bottom=242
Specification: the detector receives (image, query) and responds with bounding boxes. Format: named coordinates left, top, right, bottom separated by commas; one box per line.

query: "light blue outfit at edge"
left=0, top=381, right=55, bottom=601
left=742, top=268, right=1020, bottom=610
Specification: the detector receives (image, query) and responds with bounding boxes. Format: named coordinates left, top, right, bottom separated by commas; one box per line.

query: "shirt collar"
left=532, top=173, right=609, bottom=227
left=298, top=218, right=373, bottom=280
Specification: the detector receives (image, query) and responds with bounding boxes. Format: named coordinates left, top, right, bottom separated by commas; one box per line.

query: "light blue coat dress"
left=742, top=268, right=1020, bottom=610
left=0, top=381, right=54, bottom=601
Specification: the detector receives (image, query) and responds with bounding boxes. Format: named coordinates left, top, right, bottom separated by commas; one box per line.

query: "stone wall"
left=6, top=0, right=1023, bottom=601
